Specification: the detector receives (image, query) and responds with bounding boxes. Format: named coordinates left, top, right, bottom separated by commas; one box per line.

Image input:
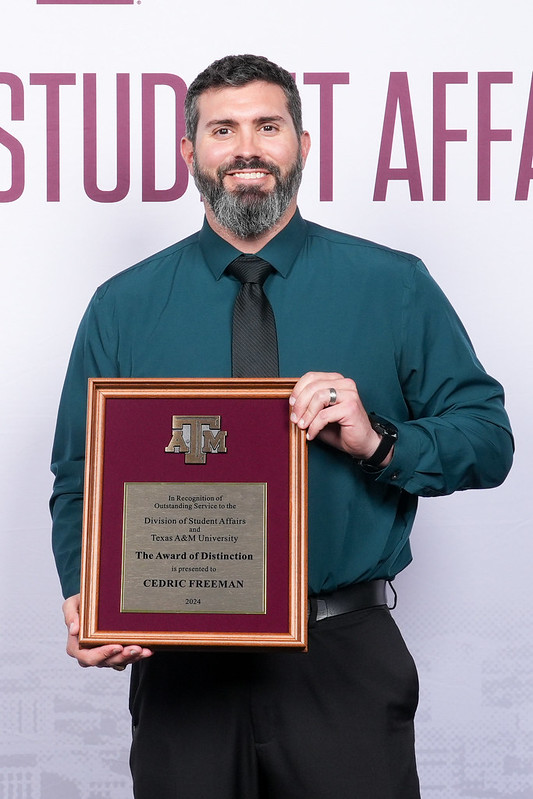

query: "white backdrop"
left=1, top=1, right=532, bottom=796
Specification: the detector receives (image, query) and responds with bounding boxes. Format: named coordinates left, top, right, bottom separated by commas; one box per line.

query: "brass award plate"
left=79, top=378, right=308, bottom=650
left=121, top=481, right=267, bottom=615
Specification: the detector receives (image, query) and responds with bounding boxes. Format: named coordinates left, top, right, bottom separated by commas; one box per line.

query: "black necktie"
left=226, top=254, right=279, bottom=377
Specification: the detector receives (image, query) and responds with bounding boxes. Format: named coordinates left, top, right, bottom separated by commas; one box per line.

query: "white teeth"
left=231, top=171, right=268, bottom=180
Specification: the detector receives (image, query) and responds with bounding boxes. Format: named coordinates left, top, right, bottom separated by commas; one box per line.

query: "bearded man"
left=51, top=54, right=513, bottom=799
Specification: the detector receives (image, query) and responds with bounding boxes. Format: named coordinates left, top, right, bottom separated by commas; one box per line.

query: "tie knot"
left=227, top=254, right=273, bottom=286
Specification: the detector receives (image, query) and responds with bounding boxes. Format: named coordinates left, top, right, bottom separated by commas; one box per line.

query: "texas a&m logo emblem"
left=165, top=416, right=228, bottom=465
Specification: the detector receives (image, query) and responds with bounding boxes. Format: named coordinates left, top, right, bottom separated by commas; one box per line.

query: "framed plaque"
left=79, top=378, right=308, bottom=650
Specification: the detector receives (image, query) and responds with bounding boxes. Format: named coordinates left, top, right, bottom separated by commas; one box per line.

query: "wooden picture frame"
left=79, top=378, right=308, bottom=650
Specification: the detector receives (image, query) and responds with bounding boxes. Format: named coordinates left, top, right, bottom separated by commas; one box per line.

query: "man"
left=51, top=54, right=513, bottom=798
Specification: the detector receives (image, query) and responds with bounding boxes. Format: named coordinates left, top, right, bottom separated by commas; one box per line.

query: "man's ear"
left=181, top=137, right=195, bottom=175
left=300, top=130, right=311, bottom=167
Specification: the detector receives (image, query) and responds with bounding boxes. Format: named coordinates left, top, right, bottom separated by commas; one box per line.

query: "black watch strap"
left=359, top=415, right=398, bottom=468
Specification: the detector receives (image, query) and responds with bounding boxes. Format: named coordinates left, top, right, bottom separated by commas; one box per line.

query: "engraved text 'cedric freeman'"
left=165, top=416, right=228, bottom=464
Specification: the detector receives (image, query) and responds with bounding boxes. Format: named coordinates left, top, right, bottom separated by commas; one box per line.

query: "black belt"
left=308, top=579, right=388, bottom=622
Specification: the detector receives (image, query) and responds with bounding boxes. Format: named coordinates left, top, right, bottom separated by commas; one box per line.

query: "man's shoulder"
left=95, top=230, right=201, bottom=298
left=304, top=219, right=423, bottom=271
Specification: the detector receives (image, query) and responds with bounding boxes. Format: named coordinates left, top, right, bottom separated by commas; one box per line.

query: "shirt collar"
left=198, top=208, right=308, bottom=280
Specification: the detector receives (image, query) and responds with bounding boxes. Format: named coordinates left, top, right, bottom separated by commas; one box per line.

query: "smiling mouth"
left=226, top=170, right=270, bottom=180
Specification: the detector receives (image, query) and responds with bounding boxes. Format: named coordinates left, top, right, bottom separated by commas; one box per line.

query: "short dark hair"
left=185, top=54, right=303, bottom=142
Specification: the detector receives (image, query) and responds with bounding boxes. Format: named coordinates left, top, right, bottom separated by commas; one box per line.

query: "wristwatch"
left=358, top=414, right=398, bottom=468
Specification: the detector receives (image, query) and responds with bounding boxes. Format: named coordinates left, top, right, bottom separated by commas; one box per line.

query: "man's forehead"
left=196, top=81, right=291, bottom=124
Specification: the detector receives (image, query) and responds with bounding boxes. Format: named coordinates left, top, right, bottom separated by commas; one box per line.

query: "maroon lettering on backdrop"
left=2, top=70, right=533, bottom=202
left=37, top=1, right=133, bottom=5
left=142, top=73, right=188, bottom=202
left=303, top=72, right=350, bottom=201
left=516, top=74, right=533, bottom=201
left=0, top=73, right=24, bottom=202
left=433, top=73, right=468, bottom=201
left=373, top=72, right=423, bottom=202
left=0, top=71, right=344, bottom=203
left=83, top=73, right=131, bottom=202
left=478, top=72, right=513, bottom=201
left=373, top=70, right=532, bottom=202
left=29, top=73, right=76, bottom=202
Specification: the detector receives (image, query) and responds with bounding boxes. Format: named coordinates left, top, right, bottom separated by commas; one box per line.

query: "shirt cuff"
left=362, top=419, right=422, bottom=490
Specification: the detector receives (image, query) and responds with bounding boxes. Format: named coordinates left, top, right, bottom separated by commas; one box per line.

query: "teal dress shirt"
left=50, top=210, right=513, bottom=599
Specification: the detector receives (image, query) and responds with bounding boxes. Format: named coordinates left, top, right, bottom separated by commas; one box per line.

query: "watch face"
left=372, top=418, right=398, bottom=439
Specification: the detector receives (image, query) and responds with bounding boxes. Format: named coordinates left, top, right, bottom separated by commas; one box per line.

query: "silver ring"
left=328, top=387, right=337, bottom=406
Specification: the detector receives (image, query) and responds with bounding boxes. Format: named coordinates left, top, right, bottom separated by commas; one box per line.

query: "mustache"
left=217, top=158, right=281, bottom=180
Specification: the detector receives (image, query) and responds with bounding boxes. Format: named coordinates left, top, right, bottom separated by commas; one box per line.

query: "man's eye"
left=215, top=128, right=231, bottom=136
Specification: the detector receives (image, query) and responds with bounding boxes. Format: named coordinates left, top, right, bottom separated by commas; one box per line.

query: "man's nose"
left=233, top=127, right=262, bottom=160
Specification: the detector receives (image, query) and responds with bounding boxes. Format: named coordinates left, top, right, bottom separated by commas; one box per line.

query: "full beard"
left=192, top=153, right=303, bottom=240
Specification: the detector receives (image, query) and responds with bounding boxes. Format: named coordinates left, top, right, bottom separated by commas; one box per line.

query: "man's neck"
left=203, top=199, right=298, bottom=254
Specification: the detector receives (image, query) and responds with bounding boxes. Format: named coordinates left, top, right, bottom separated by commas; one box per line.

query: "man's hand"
left=63, top=594, right=153, bottom=669
left=289, top=371, right=393, bottom=465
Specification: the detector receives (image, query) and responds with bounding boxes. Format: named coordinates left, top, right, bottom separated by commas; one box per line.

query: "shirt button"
left=391, top=472, right=399, bottom=480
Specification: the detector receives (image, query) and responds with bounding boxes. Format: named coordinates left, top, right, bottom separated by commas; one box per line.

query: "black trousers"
left=129, top=606, right=420, bottom=799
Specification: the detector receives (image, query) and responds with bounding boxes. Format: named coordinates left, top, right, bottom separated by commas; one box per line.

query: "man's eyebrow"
left=205, top=118, right=235, bottom=128
left=255, top=115, right=286, bottom=125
